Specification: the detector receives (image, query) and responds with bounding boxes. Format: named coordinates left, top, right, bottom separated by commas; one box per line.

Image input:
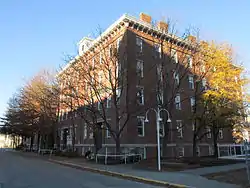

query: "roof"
left=57, top=13, right=192, bottom=77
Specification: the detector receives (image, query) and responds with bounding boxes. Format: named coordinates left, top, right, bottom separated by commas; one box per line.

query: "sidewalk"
left=10, top=150, right=241, bottom=188
left=48, top=157, right=241, bottom=188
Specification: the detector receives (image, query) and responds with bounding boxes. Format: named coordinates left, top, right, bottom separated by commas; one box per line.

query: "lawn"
left=204, top=168, right=250, bottom=188
left=134, top=157, right=243, bottom=171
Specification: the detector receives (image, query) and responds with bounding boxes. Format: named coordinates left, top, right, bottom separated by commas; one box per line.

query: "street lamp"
left=144, top=108, right=171, bottom=171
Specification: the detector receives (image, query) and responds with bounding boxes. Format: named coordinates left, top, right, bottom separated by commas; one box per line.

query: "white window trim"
left=98, top=101, right=102, bottom=110
left=106, top=96, right=111, bottom=108
left=99, top=52, right=102, bottom=64
left=157, top=65, right=163, bottom=82
left=106, top=128, right=111, bottom=138
left=178, top=147, right=185, bottom=157
left=173, top=71, right=180, bottom=85
left=136, top=36, right=143, bottom=52
left=219, top=129, right=223, bottom=139
left=117, top=38, right=121, bottom=49
left=92, top=58, right=95, bottom=68
left=137, top=116, right=145, bottom=137
left=84, top=124, right=87, bottom=139
left=209, top=145, right=214, bottom=156
left=136, top=60, right=144, bottom=78
left=89, top=128, right=93, bottom=139
left=176, top=120, right=183, bottom=138
left=136, top=86, right=144, bottom=105
left=196, top=146, right=200, bottom=156
left=188, top=75, right=194, bottom=89
left=175, top=94, right=181, bottom=110
left=171, top=49, right=178, bottom=63
left=187, top=55, right=193, bottom=68
left=207, top=126, right=211, bottom=139
left=202, top=78, right=207, bottom=89
left=192, top=121, right=195, bottom=131
left=157, top=90, right=164, bottom=105
left=190, top=97, right=195, bottom=111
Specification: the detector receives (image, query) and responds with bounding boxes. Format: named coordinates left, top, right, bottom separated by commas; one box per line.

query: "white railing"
left=95, top=153, right=142, bottom=165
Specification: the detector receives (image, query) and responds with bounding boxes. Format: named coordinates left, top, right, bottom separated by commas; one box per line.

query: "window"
left=175, top=94, right=181, bottom=110
left=106, top=96, right=111, bottom=108
left=136, top=86, right=144, bottom=105
left=65, top=112, right=68, bottom=120
left=200, top=63, right=206, bottom=73
left=187, top=55, right=192, bottom=68
left=136, top=36, right=143, bottom=52
left=60, top=129, right=64, bottom=140
left=154, top=44, right=161, bottom=58
left=157, top=90, right=164, bottom=105
left=192, top=121, right=195, bottom=131
left=178, top=147, right=184, bottom=157
left=173, top=71, right=179, bottom=85
left=171, top=49, right=178, bottom=63
left=209, top=146, right=214, bottom=156
left=99, top=52, right=102, bottom=64
left=106, top=128, right=111, bottom=138
left=190, top=97, right=195, bottom=112
left=188, top=75, right=194, bottom=89
left=98, top=72, right=103, bottom=87
left=117, top=38, right=121, bottom=50
left=206, top=126, right=211, bottom=139
left=84, top=124, right=87, bottom=139
left=137, top=116, right=145, bottom=137
left=109, top=45, right=113, bottom=57
left=136, top=60, right=144, bottom=78
left=98, top=102, right=102, bottom=110
left=202, top=78, right=207, bottom=90
left=219, top=129, right=223, bottom=139
left=176, top=120, right=183, bottom=138
left=159, top=122, right=165, bottom=137
left=89, top=128, right=93, bottom=139
left=196, top=146, right=200, bottom=156
left=116, top=61, right=121, bottom=78
left=116, top=87, right=121, bottom=104
left=92, top=58, right=95, bottom=69
left=157, top=65, right=163, bottom=82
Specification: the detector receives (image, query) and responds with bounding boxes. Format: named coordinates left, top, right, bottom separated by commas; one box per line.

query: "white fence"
left=95, top=153, right=142, bottom=165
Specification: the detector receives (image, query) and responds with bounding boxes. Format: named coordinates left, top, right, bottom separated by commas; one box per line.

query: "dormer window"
left=78, top=37, right=93, bottom=55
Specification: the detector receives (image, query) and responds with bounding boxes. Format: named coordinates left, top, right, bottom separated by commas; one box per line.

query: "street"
left=0, top=151, right=160, bottom=188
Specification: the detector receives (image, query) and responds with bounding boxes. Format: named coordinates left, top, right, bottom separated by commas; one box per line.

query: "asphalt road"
left=0, top=150, right=160, bottom=188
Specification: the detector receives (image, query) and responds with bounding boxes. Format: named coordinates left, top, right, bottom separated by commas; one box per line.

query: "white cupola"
left=78, top=37, right=94, bottom=56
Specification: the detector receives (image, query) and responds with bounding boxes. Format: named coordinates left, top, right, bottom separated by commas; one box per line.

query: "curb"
left=49, top=159, right=194, bottom=188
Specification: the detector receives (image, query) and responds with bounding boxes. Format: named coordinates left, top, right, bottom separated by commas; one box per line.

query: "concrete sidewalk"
left=49, top=157, right=241, bottom=188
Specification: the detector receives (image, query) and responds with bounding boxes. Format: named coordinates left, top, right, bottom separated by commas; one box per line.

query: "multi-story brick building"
left=57, top=13, right=234, bottom=158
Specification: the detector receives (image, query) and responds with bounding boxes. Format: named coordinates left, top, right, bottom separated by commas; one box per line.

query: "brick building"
left=57, top=13, right=234, bottom=158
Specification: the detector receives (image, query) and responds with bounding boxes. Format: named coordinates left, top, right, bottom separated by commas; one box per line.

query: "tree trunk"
left=192, top=134, right=197, bottom=157
left=37, top=133, right=41, bottom=152
left=30, top=136, right=34, bottom=151
left=115, top=136, right=121, bottom=155
left=212, top=125, right=219, bottom=158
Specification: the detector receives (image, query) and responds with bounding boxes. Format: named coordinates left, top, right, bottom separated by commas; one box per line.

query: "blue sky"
left=0, top=0, right=249, bottom=116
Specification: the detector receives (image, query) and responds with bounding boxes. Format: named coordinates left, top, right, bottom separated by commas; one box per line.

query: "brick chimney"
left=157, top=21, right=168, bottom=32
left=140, top=13, right=152, bottom=24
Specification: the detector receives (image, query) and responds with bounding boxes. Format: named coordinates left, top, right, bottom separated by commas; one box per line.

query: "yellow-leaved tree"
left=193, top=41, right=248, bottom=157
